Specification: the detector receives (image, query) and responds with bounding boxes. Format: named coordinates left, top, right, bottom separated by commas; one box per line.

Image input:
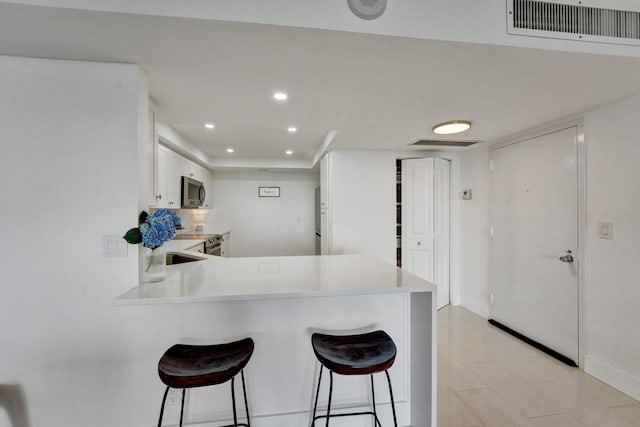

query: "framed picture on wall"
left=258, top=186, right=280, bottom=197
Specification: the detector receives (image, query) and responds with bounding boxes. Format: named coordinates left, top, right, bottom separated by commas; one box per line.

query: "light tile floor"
left=438, top=305, right=640, bottom=427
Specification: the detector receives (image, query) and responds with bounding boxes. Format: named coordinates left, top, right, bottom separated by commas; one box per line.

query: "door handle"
left=559, top=250, right=574, bottom=263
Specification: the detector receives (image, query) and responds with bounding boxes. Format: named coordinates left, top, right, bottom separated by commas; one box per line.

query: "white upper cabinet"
left=320, top=152, right=332, bottom=254
left=155, top=144, right=213, bottom=209
left=146, top=108, right=159, bottom=208
left=155, top=145, right=168, bottom=207
left=182, top=158, right=205, bottom=181
left=166, top=150, right=181, bottom=208
left=320, top=153, right=331, bottom=209
left=201, top=168, right=213, bottom=208
left=156, top=145, right=182, bottom=208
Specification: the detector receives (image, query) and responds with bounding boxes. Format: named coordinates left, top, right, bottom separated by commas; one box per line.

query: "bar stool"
left=157, top=337, right=254, bottom=427
left=310, top=330, right=398, bottom=427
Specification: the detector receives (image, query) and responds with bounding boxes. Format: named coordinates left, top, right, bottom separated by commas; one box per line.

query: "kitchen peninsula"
left=115, top=253, right=436, bottom=427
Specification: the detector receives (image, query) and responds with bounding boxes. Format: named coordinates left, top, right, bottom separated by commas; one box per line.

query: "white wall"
left=458, top=95, right=640, bottom=399
left=583, top=94, right=640, bottom=400
left=458, top=145, right=491, bottom=318
left=0, top=55, right=144, bottom=426
left=329, top=150, right=397, bottom=264
left=210, top=170, right=319, bottom=257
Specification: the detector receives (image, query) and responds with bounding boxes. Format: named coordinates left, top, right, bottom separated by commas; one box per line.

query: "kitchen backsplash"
left=175, top=208, right=211, bottom=234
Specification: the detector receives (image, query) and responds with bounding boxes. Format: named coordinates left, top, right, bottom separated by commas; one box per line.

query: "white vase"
left=142, top=245, right=166, bottom=283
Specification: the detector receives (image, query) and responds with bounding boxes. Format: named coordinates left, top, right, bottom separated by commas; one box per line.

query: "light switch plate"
left=598, top=222, right=613, bottom=239
left=103, top=235, right=128, bottom=257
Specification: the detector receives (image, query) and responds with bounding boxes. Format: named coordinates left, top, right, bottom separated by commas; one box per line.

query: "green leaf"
left=138, top=211, right=149, bottom=224
left=123, top=227, right=142, bottom=244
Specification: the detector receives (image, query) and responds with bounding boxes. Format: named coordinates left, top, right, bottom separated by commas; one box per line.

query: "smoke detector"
left=347, top=0, right=387, bottom=20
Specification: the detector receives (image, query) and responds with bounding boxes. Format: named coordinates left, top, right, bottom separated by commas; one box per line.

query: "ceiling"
left=3, top=2, right=640, bottom=168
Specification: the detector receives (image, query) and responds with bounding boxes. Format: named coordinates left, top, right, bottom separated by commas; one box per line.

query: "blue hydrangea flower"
left=152, top=209, right=182, bottom=227
left=140, top=209, right=182, bottom=249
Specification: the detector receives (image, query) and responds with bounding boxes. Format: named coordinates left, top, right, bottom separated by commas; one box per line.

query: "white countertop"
left=115, top=254, right=435, bottom=305
left=163, top=238, right=206, bottom=252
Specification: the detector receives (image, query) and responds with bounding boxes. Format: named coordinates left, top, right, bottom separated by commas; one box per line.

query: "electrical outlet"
left=167, top=389, right=181, bottom=406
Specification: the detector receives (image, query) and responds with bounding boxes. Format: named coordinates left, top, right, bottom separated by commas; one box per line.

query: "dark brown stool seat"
left=310, top=330, right=398, bottom=426
left=157, top=337, right=254, bottom=427
left=311, top=330, right=397, bottom=375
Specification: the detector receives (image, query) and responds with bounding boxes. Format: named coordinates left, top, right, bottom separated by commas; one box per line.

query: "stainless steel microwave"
left=181, top=176, right=206, bottom=208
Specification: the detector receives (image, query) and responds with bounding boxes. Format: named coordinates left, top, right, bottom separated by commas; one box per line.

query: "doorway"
left=490, top=123, right=585, bottom=366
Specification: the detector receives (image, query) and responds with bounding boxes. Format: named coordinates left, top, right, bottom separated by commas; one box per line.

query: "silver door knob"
left=559, top=250, right=574, bottom=263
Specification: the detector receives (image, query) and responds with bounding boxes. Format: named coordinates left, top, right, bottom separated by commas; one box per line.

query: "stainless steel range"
left=204, top=235, right=223, bottom=256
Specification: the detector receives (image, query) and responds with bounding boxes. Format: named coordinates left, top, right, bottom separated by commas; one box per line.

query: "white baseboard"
left=460, top=298, right=489, bottom=319
left=584, top=354, right=640, bottom=401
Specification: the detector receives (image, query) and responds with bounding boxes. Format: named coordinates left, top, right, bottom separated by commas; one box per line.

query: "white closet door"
left=402, top=158, right=450, bottom=309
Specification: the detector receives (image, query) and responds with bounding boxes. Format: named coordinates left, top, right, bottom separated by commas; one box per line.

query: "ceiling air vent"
left=411, top=139, right=479, bottom=147
left=507, top=0, right=640, bottom=46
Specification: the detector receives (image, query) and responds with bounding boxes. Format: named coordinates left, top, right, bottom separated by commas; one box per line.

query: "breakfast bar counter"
left=115, top=254, right=437, bottom=427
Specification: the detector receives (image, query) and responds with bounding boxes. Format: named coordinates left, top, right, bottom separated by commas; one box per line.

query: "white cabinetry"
left=320, top=153, right=332, bottom=255
left=146, top=107, right=159, bottom=208
left=201, top=168, right=213, bottom=209
left=320, top=154, right=330, bottom=209
left=182, top=158, right=205, bottom=181
left=155, top=145, right=213, bottom=209
left=156, top=145, right=182, bottom=208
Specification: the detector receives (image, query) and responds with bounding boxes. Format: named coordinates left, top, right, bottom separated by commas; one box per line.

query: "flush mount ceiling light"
left=432, top=120, right=472, bottom=135
left=273, top=92, right=288, bottom=101
left=204, top=123, right=215, bottom=129
left=226, top=148, right=234, bottom=153
left=287, top=127, right=297, bottom=133
left=285, top=150, right=293, bottom=155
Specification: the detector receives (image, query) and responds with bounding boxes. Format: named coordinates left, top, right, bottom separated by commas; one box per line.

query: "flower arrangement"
left=123, top=209, right=182, bottom=249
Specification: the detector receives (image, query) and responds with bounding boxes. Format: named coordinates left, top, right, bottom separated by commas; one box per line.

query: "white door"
left=491, top=126, right=579, bottom=364
left=402, top=158, right=450, bottom=309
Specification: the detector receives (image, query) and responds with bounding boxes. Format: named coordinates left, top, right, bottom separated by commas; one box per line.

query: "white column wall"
left=0, top=55, right=147, bottom=427
left=329, top=150, right=397, bottom=265
left=458, top=145, right=491, bottom=318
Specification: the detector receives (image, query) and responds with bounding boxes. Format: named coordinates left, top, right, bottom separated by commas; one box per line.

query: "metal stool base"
left=310, top=366, right=398, bottom=427
left=313, top=411, right=382, bottom=427
left=157, top=370, right=251, bottom=427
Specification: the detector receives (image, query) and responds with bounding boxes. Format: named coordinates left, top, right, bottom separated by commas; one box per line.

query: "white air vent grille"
left=508, top=0, right=640, bottom=46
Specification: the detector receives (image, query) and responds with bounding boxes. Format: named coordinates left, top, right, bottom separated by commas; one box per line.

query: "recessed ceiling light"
left=273, top=92, right=288, bottom=101
left=285, top=150, right=293, bottom=155
left=288, top=127, right=297, bottom=133
left=226, top=148, right=234, bottom=153
left=204, top=123, right=215, bottom=129
left=432, top=120, right=471, bottom=135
